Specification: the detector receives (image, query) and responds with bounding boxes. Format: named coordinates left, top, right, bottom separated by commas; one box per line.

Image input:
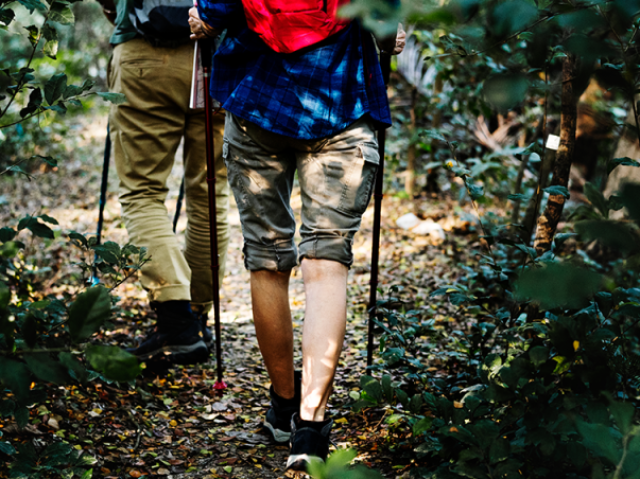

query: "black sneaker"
left=286, top=413, right=333, bottom=472
left=264, top=371, right=302, bottom=443
left=127, top=301, right=209, bottom=365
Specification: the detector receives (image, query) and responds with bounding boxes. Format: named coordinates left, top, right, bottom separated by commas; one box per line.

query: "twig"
left=126, top=409, right=143, bottom=451
left=0, top=11, right=51, bottom=122
left=0, top=110, right=42, bottom=130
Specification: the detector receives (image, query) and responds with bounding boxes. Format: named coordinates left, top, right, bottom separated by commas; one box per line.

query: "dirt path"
left=0, top=111, right=465, bottom=478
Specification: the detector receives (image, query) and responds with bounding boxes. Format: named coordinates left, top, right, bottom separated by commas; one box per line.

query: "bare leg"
left=300, top=259, right=348, bottom=421
left=251, top=269, right=295, bottom=400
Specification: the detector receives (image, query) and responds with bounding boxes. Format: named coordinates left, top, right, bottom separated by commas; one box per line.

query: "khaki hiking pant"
left=108, top=38, right=229, bottom=310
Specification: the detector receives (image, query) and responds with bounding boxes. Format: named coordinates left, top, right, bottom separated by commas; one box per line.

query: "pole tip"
left=213, top=381, right=227, bottom=391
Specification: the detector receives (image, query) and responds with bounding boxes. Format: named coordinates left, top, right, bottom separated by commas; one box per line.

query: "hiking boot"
left=286, top=413, right=333, bottom=472
left=196, top=311, right=215, bottom=351
left=264, top=371, right=302, bottom=443
left=127, top=301, right=209, bottom=365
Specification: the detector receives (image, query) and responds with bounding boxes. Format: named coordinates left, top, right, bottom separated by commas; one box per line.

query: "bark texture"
left=533, top=54, right=578, bottom=254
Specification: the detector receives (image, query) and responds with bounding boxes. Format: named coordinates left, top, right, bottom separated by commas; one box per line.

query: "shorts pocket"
left=337, top=143, right=379, bottom=216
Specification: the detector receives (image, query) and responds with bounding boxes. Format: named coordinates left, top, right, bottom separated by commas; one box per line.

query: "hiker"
left=190, top=2, right=404, bottom=470
left=97, top=1, right=230, bottom=364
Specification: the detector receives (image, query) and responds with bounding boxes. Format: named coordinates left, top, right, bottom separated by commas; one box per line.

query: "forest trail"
left=1, top=112, right=470, bottom=479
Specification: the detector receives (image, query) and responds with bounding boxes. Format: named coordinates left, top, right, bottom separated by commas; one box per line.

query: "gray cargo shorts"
left=223, top=112, right=380, bottom=271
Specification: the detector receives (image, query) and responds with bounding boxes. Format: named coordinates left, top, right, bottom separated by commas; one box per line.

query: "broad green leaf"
left=86, top=345, right=141, bottom=382
left=608, top=157, right=640, bottom=174
left=325, top=448, right=357, bottom=468
left=465, top=179, right=484, bottom=200
left=16, top=0, right=45, bottom=13
left=469, top=419, right=500, bottom=450
left=360, top=375, right=382, bottom=403
left=22, top=314, right=37, bottom=348
left=38, top=214, right=58, bottom=225
left=23, top=354, right=70, bottom=385
left=35, top=155, right=57, bottom=167
left=609, top=400, right=634, bottom=436
left=508, top=193, right=529, bottom=201
left=584, top=182, right=608, bottom=217
left=43, top=40, right=59, bottom=59
left=413, top=417, right=432, bottom=436
left=67, top=286, right=111, bottom=342
left=567, top=441, right=587, bottom=467
left=528, top=345, right=549, bottom=367
left=96, top=92, right=126, bottom=105
left=0, top=8, right=16, bottom=25
left=24, top=25, right=38, bottom=46
left=576, top=420, right=622, bottom=465
left=452, top=462, right=489, bottom=479
left=15, top=406, right=29, bottom=428
left=59, top=352, right=87, bottom=382
left=0, top=441, right=15, bottom=455
left=42, top=22, right=57, bottom=41
left=483, top=73, right=530, bottom=111
left=575, top=220, right=639, bottom=255
left=620, top=183, right=640, bottom=223
left=49, top=1, right=74, bottom=24
left=27, top=88, right=42, bottom=109
left=27, top=220, right=54, bottom=239
left=490, top=0, right=539, bottom=37
left=63, top=84, right=83, bottom=99
left=396, top=389, right=409, bottom=408
left=0, top=399, right=15, bottom=417
left=0, top=227, right=16, bottom=243
left=543, top=185, right=570, bottom=198
left=489, top=437, right=510, bottom=464
left=409, top=394, right=424, bottom=414
left=44, top=73, right=67, bottom=105
left=381, top=374, right=392, bottom=402
left=93, top=245, right=119, bottom=264
left=444, top=424, right=479, bottom=446
left=0, top=358, right=30, bottom=402
left=515, top=263, right=601, bottom=310
left=68, top=231, right=88, bottom=249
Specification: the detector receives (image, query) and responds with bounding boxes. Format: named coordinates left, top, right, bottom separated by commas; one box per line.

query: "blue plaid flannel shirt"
left=197, top=0, right=391, bottom=140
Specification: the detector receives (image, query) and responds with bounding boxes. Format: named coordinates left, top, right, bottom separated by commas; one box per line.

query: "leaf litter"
left=0, top=112, right=478, bottom=478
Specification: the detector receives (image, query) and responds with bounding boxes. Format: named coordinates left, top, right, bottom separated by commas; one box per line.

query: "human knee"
left=300, top=257, right=348, bottom=283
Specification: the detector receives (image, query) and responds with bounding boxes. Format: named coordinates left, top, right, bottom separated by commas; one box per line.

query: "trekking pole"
left=367, top=52, right=391, bottom=368
left=200, top=38, right=226, bottom=391
left=172, top=176, right=185, bottom=233
left=92, top=124, right=112, bottom=284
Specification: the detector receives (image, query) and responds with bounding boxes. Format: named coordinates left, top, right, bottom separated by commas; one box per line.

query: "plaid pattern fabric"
left=198, top=0, right=391, bottom=140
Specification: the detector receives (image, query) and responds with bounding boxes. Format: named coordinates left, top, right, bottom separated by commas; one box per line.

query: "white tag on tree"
left=546, top=134, right=560, bottom=150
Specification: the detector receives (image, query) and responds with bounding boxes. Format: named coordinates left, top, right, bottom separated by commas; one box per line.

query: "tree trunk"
left=511, top=130, right=528, bottom=224
left=533, top=54, right=578, bottom=254
left=405, top=86, right=418, bottom=198
left=426, top=74, right=444, bottom=194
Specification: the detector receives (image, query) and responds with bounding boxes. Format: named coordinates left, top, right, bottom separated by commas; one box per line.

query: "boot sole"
left=285, top=454, right=323, bottom=475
